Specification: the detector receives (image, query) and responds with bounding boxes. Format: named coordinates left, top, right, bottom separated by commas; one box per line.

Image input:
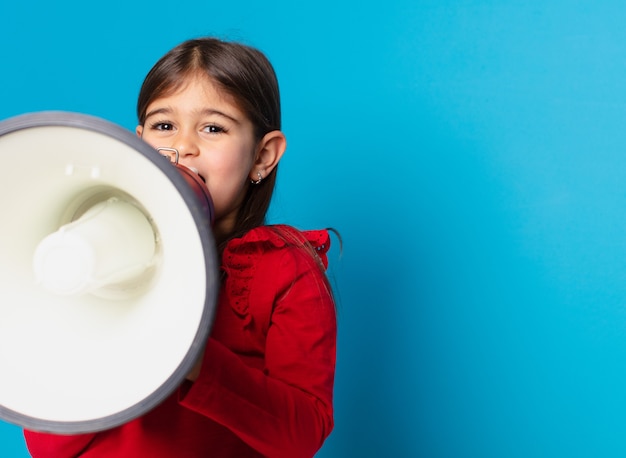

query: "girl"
left=24, top=37, right=337, bottom=458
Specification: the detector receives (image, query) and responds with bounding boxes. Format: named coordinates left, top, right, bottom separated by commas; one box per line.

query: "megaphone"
left=0, top=112, right=219, bottom=433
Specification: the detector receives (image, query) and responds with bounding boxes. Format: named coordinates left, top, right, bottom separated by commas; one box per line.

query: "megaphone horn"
left=0, top=111, right=219, bottom=433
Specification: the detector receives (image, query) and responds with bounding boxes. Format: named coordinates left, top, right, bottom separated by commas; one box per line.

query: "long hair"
left=136, top=37, right=282, bottom=247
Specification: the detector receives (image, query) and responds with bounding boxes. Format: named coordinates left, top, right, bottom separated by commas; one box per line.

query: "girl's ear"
left=249, top=130, right=286, bottom=181
left=136, top=125, right=143, bottom=138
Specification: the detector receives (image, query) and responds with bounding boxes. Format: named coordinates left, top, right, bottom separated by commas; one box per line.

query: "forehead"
left=143, top=74, right=252, bottom=131
left=156, top=74, right=239, bottom=108
left=140, top=72, right=254, bottom=131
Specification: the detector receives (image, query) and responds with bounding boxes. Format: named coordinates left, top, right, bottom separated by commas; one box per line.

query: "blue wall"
left=3, top=1, right=626, bottom=456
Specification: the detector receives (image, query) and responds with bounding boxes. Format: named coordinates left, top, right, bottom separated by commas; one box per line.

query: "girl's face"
left=137, top=75, right=258, bottom=239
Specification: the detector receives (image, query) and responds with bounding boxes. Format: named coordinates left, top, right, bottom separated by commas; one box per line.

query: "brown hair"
left=137, top=37, right=282, bottom=246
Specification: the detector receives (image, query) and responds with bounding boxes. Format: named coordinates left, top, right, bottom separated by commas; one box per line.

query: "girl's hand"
left=186, top=348, right=205, bottom=381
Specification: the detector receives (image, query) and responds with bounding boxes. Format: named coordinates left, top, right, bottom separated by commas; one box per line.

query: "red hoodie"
left=24, top=226, right=336, bottom=458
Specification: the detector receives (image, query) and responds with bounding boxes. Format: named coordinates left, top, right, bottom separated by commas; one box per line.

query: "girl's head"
left=136, top=37, right=286, bottom=244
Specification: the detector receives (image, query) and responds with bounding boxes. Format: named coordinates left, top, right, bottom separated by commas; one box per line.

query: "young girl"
left=24, top=37, right=337, bottom=458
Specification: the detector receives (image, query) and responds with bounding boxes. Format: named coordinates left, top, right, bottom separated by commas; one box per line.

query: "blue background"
left=2, top=1, right=626, bottom=456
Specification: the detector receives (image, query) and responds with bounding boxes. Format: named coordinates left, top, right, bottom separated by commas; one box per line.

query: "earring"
left=251, top=171, right=263, bottom=185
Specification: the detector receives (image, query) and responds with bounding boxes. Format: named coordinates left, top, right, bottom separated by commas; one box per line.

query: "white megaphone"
left=0, top=112, right=219, bottom=433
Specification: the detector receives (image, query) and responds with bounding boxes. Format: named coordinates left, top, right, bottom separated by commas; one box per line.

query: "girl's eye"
left=204, top=124, right=225, bottom=134
left=150, top=122, right=174, bottom=131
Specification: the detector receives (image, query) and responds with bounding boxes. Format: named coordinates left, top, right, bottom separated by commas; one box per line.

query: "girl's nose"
left=174, top=131, right=200, bottom=159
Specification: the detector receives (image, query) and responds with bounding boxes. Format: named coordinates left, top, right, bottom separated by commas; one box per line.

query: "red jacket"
left=24, top=225, right=337, bottom=457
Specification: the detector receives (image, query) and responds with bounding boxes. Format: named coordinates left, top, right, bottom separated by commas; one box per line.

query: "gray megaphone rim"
left=0, top=111, right=219, bottom=433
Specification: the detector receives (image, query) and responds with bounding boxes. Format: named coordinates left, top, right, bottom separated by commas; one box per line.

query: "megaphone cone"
left=0, top=112, right=218, bottom=433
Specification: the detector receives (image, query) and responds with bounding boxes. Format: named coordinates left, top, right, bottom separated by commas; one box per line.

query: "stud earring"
left=251, top=171, right=263, bottom=185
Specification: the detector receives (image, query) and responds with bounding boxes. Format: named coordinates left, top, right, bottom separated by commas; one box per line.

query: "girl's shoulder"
left=220, top=226, right=334, bottom=325
left=223, top=224, right=331, bottom=270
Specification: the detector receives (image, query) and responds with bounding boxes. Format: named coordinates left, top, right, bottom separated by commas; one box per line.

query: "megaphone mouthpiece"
left=33, top=198, right=157, bottom=297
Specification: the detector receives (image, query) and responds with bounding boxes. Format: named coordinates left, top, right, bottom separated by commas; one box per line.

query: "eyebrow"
left=144, top=107, right=241, bottom=124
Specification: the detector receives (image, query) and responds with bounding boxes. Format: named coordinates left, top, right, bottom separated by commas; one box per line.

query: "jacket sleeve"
left=178, top=244, right=337, bottom=458
left=24, top=430, right=96, bottom=457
